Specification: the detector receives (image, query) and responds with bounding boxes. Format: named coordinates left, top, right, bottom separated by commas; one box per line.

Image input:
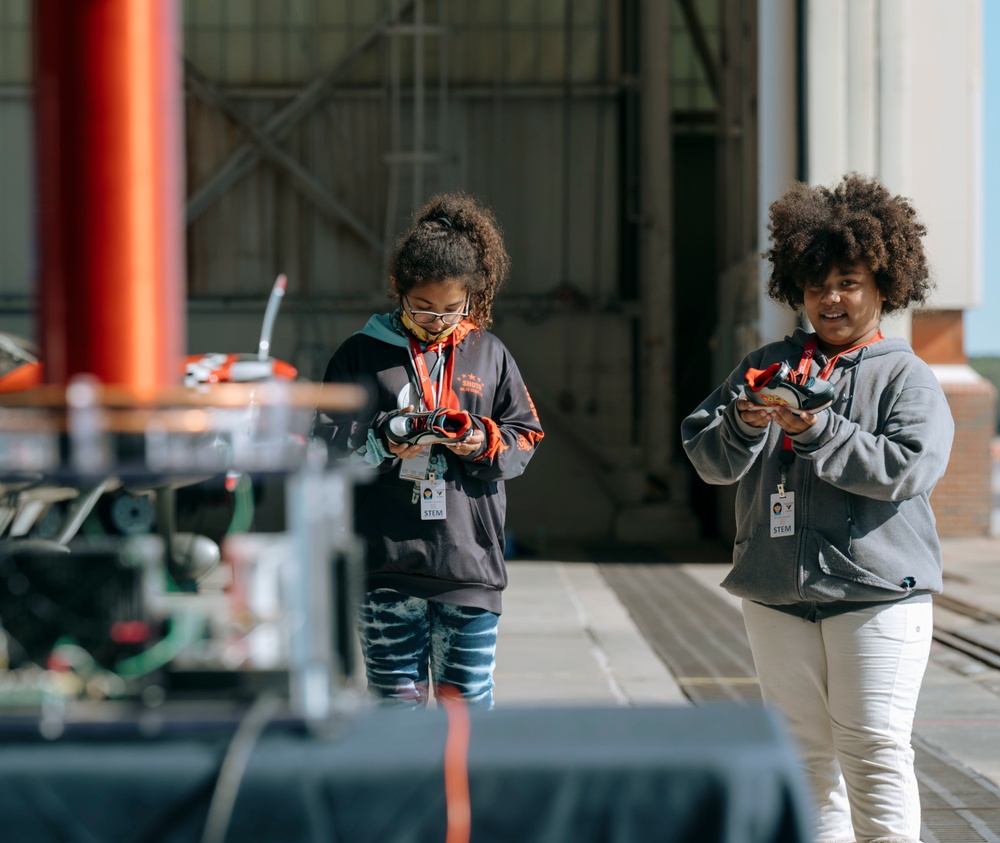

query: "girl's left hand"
left=772, top=406, right=818, bottom=435
left=446, top=428, right=485, bottom=457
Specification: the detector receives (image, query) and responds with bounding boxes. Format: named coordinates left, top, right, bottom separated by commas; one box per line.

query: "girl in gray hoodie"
left=682, top=173, right=954, bottom=843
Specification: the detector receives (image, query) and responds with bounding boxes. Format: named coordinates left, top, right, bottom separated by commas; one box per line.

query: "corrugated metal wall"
left=0, top=0, right=726, bottom=543
left=0, top=0, right=32, bottom=339
left=179, top=1, right=623, bottom=346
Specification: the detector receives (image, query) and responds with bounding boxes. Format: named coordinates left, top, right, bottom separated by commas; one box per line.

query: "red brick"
left=932, top=378, right=998, bottom=537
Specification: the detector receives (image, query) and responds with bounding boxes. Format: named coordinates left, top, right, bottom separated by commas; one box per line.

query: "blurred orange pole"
left=439, top=685, right=472, bottom=843
left=33, top=0, right=185, bottom=395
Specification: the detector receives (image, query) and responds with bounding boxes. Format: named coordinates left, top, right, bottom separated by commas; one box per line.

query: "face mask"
left=400, top=308, right=459, bottom=343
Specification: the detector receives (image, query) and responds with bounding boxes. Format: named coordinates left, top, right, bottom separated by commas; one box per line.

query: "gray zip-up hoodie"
left=682, top=328, right=954, bottom=613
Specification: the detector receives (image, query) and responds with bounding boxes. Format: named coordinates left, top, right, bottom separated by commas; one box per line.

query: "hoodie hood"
left=356, top=313, right=410, bottom=347
left=784, top=326, right=912, bottom=366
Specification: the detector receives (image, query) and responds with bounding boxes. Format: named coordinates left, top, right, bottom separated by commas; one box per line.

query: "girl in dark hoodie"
left=318, top=192, right=543, bottom=708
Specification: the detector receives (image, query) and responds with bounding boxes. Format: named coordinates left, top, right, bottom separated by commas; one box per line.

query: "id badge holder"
left=770, top=468, right=795, bottom=538
left=419, top=475, right=446, bottom=521
left=399, top=448, right=431, bottom=482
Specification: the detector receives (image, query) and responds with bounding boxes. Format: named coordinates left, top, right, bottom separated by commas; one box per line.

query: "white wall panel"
left=803, top=0, right=981, bottom=317
left=757, top=0, right=799, bottom=346
left=909, top=0, right=982, bottom=310
left=805, top=0, right=848, bottom=185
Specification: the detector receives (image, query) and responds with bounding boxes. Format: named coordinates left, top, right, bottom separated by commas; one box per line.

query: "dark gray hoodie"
left=317, top=314, right=544, bottom=614
left=682, top=328, right=954, bottom=616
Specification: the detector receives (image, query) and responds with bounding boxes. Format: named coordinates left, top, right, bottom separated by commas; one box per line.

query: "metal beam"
left=184, top=0, right=416, bottom=227
left=676, top=0, right=720, bottom=100
left=639, top=0, right=674, bottom=477
left=184, top=60, right=383, bottom=255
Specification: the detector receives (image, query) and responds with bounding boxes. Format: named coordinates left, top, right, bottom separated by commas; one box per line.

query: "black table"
left=0, top=702, right=813, bottom=843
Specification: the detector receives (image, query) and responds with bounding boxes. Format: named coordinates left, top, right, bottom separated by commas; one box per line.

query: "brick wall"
left=913, top=310, right=997, bottom=538
left=931, top=377, right=997, bottom=536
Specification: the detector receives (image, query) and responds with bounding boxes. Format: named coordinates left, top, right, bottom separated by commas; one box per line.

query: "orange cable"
left=439, top=685, right=472, bottom=843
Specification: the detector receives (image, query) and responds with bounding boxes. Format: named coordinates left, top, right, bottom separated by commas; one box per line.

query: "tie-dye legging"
left=356, top=589, right=499, bottom=708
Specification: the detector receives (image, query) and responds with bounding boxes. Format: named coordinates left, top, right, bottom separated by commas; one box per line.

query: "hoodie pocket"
left=814, top=531, right=910, bottom=592
left=354, top=483, right=425, bottom=547
left=720, top=524, right=797, bottom=603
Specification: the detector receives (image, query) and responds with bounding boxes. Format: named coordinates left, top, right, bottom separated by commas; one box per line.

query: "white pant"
left=742, top=599, right=932, bottom=843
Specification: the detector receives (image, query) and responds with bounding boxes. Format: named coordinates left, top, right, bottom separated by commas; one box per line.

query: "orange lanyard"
left=792, top=331, right=884, bottom=384
left=780, top=330, right=885, bottom=460
left=407, top=335, right=460, bottom=411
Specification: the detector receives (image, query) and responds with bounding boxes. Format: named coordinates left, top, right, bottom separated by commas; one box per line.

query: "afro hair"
left=764, top=173, right=932, bottom=314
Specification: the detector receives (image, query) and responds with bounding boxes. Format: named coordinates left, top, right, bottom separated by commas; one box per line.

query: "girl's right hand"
left=388, top=440, right=427, bottom=459
left=735, top=396, right=774, bottom=428
left=385, top=405, right=428, bottom=459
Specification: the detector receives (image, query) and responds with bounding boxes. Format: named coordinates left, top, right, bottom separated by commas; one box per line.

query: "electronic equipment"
left=0, top=377, right=369, bottom=728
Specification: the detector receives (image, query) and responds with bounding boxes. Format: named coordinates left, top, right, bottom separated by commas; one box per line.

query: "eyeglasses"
left=403, top=294, right=468, bottom=326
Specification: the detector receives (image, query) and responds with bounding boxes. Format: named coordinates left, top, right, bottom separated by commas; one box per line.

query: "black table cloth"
left=0, top=702, right=813, bottom=843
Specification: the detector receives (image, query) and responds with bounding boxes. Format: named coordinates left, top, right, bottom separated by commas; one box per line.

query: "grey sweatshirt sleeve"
left=681, top=365, right=771, bottom=486
left=789, top=366, right=955, bottom=502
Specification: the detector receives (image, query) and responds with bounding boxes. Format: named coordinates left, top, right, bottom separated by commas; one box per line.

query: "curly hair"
left=764, top=173, right=932, bottom=314
left=388, top=192, right=510, bottom=331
